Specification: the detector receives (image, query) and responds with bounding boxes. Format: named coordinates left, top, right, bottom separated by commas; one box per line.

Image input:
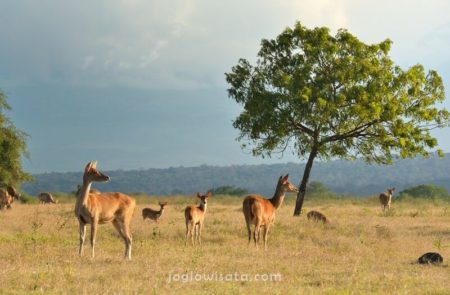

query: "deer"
left=75, top=161, right=136, bottom=260
left=379, top=187, right=395, bottom=213
left=38, top=192, right=57, bottom=204
left=142, top=202, right=168, bottom=223
left=243, top=174, right=298, bottom=250
left=0, top=189, right=13, bottom=210
left=75, top=184, right=101, bottom=196
left=307, top=210, right=330, bottom=224
left=185, top=192, right=211, bottom=246
left=0, top=186, right=21, bottom=210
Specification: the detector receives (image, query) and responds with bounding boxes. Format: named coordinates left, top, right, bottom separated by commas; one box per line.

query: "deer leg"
left=79, top=222, right=87, bottom=256
left=198, top=222, right=202, bottom=246
left=122, top=221, right=133, bottom=260
left=254, top=222, right=261, bottom=249
left=185, top=221, right=190, bottom=246
left=90, top=220, right=98, bottom=259
left=263, top=225, right=270, bottom=250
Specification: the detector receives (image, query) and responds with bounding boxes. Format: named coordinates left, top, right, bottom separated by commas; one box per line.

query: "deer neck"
left=197, top=202, right=207, bottom=212
left=76, top=179, right=92, bottom=209
left=270, top=188, right=285, bottom=209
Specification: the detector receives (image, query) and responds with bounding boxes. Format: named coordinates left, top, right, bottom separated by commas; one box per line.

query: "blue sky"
left=1, top=0, right=449, bottom=173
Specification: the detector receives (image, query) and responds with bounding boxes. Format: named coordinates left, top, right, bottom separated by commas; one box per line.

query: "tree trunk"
left=293, top=147, right=318, bottom=216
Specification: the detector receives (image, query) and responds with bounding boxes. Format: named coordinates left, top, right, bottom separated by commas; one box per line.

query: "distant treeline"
left=22, top=153, right=450, bottom=197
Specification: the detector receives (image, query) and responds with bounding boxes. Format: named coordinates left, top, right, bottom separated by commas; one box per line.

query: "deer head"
left=196, top=192, right=211, bottom=205
left=158, top=202, right=168, bottom=209
left=278, top=174, right=299, bottom=193
left=83, top=161, right=110, bottom=183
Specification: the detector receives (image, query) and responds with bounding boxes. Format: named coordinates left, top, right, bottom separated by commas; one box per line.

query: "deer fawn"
left=307, top=210, right=330, bottom=224
left=142, top=202, right=168, bottom=223
left=185, top=192, right=211, bottom=246
left=75, top=161, right=136, bottom=260
left=379, top=187, right=395, bottom=213
left=243, top=175, right=298, bottom=250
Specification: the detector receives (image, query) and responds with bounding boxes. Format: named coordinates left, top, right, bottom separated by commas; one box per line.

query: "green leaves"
left=225, top=21, right=449, bottom=164
left=0, top=89, right=32, bottom=186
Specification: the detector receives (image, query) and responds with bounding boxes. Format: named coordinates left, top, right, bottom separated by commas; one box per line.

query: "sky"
left=0, top=0, right=449, bottom=173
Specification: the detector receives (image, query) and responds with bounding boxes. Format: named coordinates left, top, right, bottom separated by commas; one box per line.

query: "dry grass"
left=0, top=196, right=449, bottom=294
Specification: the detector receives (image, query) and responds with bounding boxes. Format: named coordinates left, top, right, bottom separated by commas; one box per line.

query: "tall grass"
left=0, top=195, right=449, bottom=294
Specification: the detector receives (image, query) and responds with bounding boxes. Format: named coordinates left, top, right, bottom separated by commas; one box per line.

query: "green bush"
left=399, top=184, right=450, bottom=200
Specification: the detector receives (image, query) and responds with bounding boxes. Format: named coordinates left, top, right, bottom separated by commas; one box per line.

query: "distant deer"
left=243, top=174, right=298, bottom=250
left=38, top=192, right=57, bottom=204
left=185, top=192, right=211, bottom=246
left=75, top=161, right=136, bottom=260
left=307, top=210, right=330, bottom=224
left=142, top=202, right=168, bottom=223
left=0, top=186, right=21, bottom=210
left=379, top=187, right=395, bottom=213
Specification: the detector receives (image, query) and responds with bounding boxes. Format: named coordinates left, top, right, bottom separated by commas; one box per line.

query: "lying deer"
left=307, top=210, right=330, bottom=224
left=243, top=175, right=298, bottom=250
left=38, top=192, right=57, bottom=204
left=185, top=192, right=211, bottom=246
left=379, top=187, right=395, bottom=213
left=75, top=161, right=136, bottom=260
left=142, top=202, right=168, bottom=223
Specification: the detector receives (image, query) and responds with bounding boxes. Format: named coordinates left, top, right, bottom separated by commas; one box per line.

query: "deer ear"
left=282, top=174, right=289, bottom=183
left=196, top=192, right=201, bottom=199
left=206, top=192, right=212, bottom=198
left=85, top=161, right=94, bottom=173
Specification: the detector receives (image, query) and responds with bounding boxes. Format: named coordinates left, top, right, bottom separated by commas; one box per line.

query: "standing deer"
left=379, top=187, right=395, bottom=213
left=185, top=192, right=211, bottom=246
left=38, top=192, right=57, bottom=204
left=75, top=161, right=136, bottom=260
left=243, top=174, right=298, bottom=250
left=142, top=202, right=168, bottom=223
left=307, top=210, right=330, bottom=224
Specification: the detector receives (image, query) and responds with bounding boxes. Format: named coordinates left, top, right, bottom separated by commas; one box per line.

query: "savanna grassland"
left=0, top=195, right=449, bottom=294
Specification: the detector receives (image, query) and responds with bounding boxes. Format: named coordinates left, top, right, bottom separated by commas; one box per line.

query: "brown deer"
left=243, top=174, right=298, bottom=250
left=75, top=161, right=136, bottom=260
left=0, top=186, right=21, bottom=210
left=185, top=192, right=211, bottom=246
left=307, top=210, right=330, bottom=224
left=0, top=189, right=13, bottom=210
left=75, top=185, right=101, bottom=196
left=38, top=192, right=57, bottom=204
left=379, top=187, right=395, bottom=213
left=142, top=202, right=168, bottom=223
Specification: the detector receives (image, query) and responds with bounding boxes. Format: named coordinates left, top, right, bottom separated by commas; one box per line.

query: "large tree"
left=0, top=89, right=31, bottom=186
left=225, top=22, right=449, bottom=216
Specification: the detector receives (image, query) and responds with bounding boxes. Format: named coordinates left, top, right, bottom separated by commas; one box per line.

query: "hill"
left=21, top=153, right=450, bottom=197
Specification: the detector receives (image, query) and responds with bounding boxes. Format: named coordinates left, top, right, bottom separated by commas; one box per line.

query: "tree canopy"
left=225, top=22, right=450, bottom=215
left=0, top=89, right=31, bottom=186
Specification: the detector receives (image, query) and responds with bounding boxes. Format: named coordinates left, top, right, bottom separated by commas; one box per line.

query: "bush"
left=208, top=185, right=249, bottom=196
left=307, top=181, right=338, bottom=199
left=399, top=184, right=450, bottom=200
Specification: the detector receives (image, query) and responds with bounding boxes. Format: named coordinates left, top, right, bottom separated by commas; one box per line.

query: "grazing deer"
left=185, top=192, right=211, bottom=246
left=142, top=202, right=168, bottom=223
left=38, top=192, right=57, bottom=204
left=243, top=175, right=298, bottom=250
left=0, top=186, right=20, bottom=210
left=307, top=210, right=330, bottom=224
left=0, top=189, right=13, bottom=210
left=75, top=161, right=136, bottom=260
left=379, top=187, right=395, bottom=213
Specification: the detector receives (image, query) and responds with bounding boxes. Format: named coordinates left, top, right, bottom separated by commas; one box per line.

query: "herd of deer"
left=0, top=160, right=397, bottom=260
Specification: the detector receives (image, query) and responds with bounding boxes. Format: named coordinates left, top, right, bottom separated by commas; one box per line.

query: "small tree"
left=225, top=22, right=450, bottom=216
left=0, top=89, right=32, bottom=186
